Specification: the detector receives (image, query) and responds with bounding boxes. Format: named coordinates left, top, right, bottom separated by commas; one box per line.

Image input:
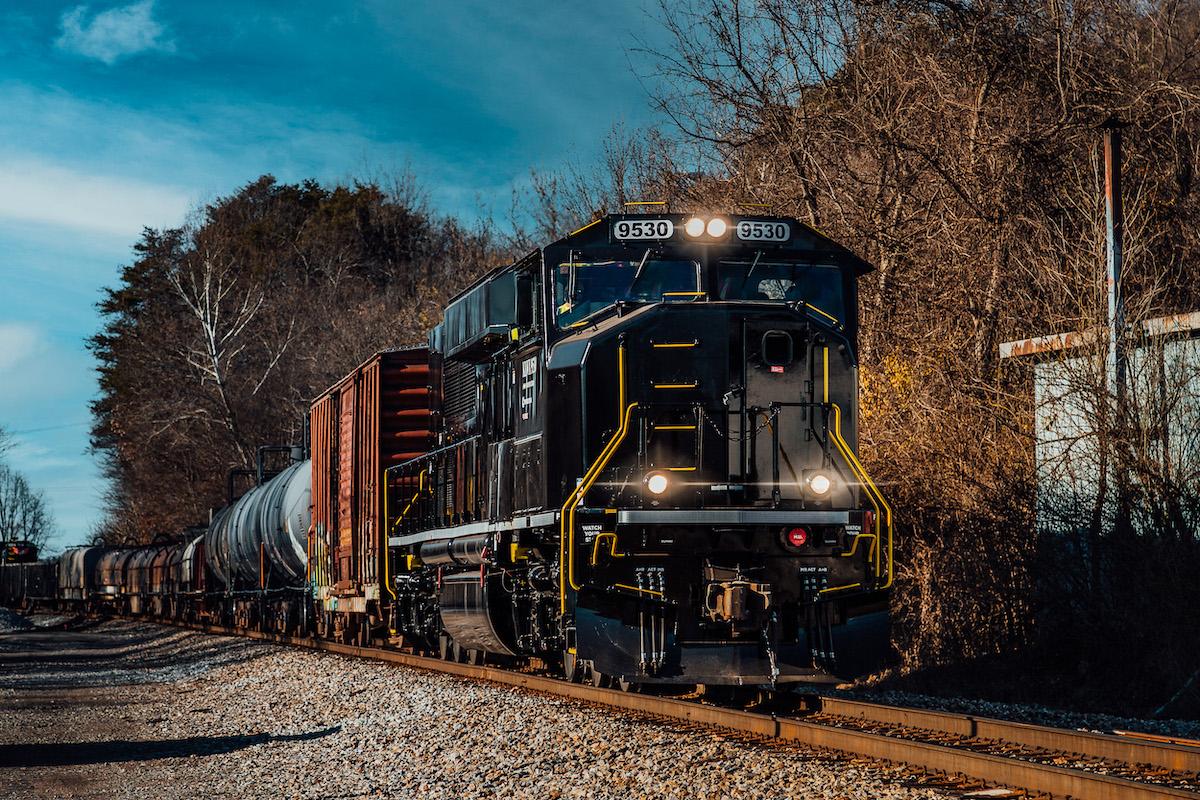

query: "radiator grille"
left=442, top=360, right=477, bottom=430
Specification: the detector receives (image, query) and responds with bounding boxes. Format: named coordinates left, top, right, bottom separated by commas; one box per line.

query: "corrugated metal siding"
left=337, top=381, right=357, bottom=588
left=310, top=394, right=335, bottom=592
left=1034, top=336, right=1200, bottom=534
left=310, top=348, right=437, bottom=601
left=357, top=360, right=379, bottom=589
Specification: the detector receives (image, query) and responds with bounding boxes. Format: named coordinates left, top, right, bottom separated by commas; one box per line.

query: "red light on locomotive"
left=786, top=527, right=808, bottom=547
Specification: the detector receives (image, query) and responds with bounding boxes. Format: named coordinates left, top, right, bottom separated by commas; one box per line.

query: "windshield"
left=718, top=260, right=844, bottom=321
left=555, top=256, right=699, bottom=328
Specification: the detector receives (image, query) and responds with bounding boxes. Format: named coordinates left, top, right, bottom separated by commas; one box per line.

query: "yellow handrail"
left=561, top=403, right=637, bottom=609
left=559, top=344, right=636, bottom=613
left=821, top=345, right=893, bottom=590
left=827, top=403, right=894, bottom=589
left=383, top=469, right=427, bottom=601
left=589, top=533, right=624, bottom=566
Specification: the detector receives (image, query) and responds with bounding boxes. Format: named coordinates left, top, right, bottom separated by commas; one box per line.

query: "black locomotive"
left=385, top=211, right=892, bottom=686
left=2, top=212, right=893, bottom=690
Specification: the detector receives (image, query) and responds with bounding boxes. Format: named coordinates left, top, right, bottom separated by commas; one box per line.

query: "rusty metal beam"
left=1000, top=311, right=1200, bottom=360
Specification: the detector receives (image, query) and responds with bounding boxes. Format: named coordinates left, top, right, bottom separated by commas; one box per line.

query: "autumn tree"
left=515, top=0, right=1200, bottom=711
left=90, top=175, right=501, bottom=543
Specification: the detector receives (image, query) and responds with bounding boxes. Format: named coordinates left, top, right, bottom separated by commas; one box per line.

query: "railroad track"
left=87, top=616, right=1200, bottom=799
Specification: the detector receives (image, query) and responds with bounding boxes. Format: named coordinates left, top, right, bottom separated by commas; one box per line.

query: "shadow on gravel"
left=0, top=623, right=278, bottom=689
left=0, top=726, right=341, bottom=767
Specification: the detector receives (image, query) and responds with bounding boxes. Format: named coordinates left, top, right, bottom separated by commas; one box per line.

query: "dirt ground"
left=0, top=618, right=274, bottom=799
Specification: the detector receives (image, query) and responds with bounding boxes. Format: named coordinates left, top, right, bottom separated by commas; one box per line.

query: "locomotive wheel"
left=590, top=669, right=613, bottom=689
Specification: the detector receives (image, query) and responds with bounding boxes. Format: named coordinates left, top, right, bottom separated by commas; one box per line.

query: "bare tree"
left=0, top=464, right=54, bottom=550
left=603, top=0, right=1200, bottom=709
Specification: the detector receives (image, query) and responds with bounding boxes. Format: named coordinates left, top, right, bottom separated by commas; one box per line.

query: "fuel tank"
left=206, top=460, right=311, bottom=591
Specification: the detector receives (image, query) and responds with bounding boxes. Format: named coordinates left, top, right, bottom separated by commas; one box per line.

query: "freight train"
left=1, top=212, right=893, bottom=689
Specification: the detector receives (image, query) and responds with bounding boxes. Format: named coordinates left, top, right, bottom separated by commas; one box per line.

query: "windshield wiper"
left=745, top=250, right=763, bottom=284
left=630, top=248, right=653, bottom=287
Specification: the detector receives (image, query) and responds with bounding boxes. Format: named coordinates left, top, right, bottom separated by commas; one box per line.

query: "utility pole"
left=1102, top=118, right=1130, bottom=536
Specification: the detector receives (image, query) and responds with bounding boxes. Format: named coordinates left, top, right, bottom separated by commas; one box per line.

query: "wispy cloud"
left=0, top=322, right=40, bottom=376
left=56, top=0, right=176, bottom=65
left=0, top=157, right=191, bottom=236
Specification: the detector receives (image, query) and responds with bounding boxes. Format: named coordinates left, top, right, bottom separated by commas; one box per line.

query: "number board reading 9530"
left=612, top=219, right=674, bottom=240
left=736, top=220, right=790, bottom=242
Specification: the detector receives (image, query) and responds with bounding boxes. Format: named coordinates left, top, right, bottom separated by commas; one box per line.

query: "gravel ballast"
left=1, top=619, right=958, bottom=800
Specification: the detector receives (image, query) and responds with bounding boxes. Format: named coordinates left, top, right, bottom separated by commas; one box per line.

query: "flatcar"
left=0, top=212, right=893, bottom=691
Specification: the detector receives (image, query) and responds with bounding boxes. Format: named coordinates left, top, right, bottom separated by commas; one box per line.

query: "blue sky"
left=0, top=0, right=669, bottom=553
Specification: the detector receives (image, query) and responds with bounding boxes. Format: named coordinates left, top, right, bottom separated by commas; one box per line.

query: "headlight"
left=706, top=217, right=728, bottom=237
left=684, top=217, right=705, bottom=237
left=807, top=472, right=832, bottom=496
left=645, top=472, right=670, bottom=495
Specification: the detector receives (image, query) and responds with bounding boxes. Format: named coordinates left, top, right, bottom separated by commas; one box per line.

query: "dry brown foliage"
left=519, top=0, right=1200, bottom=712
left=90, top=175, right=502, bottom=545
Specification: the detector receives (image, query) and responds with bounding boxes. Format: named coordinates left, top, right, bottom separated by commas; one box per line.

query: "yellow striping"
left=653, top=382, right=698, bottom=389
left=651, top=341, right=698, bottom=348
left=651, top=424, right=696, bottom=431
left=823, top=347, right=829, bottom=403
left=819, top=582, right=862, bottom=595
left=666, top=466, right=697, bottom=472
left=384, top=468, right=428, bottom=600
left=614, top=583, right=664, bottom=598
left=568, top=217, right=603, bottom=237
left=663, top=291, right=707, bottom=298
left=624, top=200, right=667, bottom=206
left=806, top=302, right=840, bottom=325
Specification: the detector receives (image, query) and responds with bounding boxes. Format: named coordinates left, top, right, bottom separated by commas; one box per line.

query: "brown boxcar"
left=310, top=348, right=437, bottom=631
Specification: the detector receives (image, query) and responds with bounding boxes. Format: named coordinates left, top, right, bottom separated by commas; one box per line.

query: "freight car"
left=0, top=559, right=56, bottom=611
left=0, top=212, right=893, bottom=691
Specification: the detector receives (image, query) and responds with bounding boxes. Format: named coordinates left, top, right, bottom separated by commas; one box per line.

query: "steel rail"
left=137, top=618, right=1198, bottom=800
left=816, top=696, right=1200, bottom=775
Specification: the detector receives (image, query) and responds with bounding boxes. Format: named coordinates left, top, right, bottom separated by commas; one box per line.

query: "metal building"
left=1000, top=311, right=1200, bottom=535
